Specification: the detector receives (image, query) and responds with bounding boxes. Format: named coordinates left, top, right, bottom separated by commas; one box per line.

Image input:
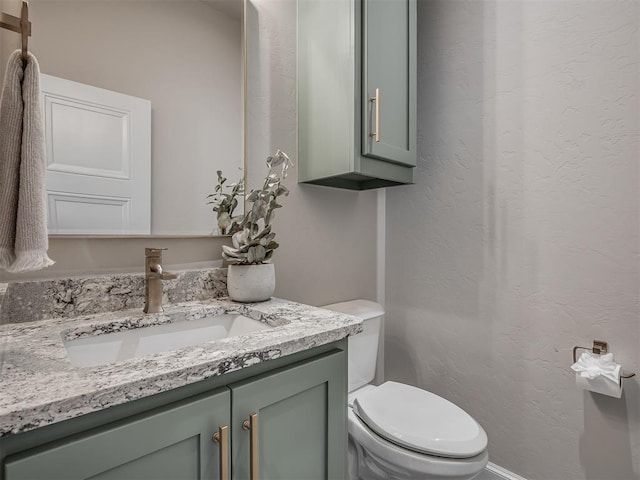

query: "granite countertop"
left=0, top=297, right=362, bottom=438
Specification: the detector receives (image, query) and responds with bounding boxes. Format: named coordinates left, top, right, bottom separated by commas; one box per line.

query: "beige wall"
left=246, top=0, right=377, bottom=306
left=0, top=236, right=228, bottom=281
left=2, top=0, right=378, bottom=308
left=385, top=1, right=640, bottom=479
left=30, top=0, right=243, bottom=235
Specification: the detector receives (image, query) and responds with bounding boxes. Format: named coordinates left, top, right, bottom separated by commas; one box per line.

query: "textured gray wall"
left=385, top=1, right=639, bottom=479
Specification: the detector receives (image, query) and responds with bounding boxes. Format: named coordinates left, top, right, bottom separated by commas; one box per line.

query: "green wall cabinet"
left=1, top=346, right=347, bottom=480
left=298, top=0, right=417, bottom=190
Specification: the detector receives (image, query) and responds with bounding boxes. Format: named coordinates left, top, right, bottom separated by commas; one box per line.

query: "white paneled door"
left=40, top=74, right=151, bottom=235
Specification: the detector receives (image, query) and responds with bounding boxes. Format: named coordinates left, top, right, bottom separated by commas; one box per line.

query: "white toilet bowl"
left=347, top=384, right=488, bottom=480
left=322, top=300, right=489, bottom=480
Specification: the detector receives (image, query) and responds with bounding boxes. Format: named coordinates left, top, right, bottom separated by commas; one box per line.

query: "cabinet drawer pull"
left=370, top=87, right=380, bottom=142
left=212, top=425, right=229, bottom=480
left=242, top=413, right=259, bottom=480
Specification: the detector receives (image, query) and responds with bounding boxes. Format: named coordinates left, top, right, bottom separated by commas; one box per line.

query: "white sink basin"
left=64, top=314, right=271, bottom=367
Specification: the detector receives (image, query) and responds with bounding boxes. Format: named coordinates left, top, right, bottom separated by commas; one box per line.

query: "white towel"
left=0, top=50, right=54, bottom=273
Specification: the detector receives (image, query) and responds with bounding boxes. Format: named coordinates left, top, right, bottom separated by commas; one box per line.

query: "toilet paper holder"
left=573, top=340, right=636, bottom=384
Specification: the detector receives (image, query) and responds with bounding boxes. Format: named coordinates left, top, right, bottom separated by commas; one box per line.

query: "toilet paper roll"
left=572, top=351, right=623, bottom=397
left=576, top=374, right=622, bottom=398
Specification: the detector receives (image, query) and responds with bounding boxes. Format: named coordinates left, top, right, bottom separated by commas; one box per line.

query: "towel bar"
left=0, top=1, right=31, bottom=60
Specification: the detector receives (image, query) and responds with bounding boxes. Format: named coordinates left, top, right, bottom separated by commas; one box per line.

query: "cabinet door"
left=362, top=0, right=416, bottom=166
left=230, top=349, right=347, bottom=480
left=4, top=389, right=230, bottom=480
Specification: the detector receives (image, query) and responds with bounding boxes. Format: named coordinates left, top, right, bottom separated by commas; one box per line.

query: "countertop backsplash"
left=0, top=268, right=228, bottom=325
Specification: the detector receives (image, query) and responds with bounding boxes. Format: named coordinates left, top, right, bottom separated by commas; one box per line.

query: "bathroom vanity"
left=0, top=289, right=361, bottom=480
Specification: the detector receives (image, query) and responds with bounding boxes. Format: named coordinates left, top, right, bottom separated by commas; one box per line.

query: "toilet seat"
left=353, top=382, right=487, bottom=459
left=348, top=408, right=488, bottom=479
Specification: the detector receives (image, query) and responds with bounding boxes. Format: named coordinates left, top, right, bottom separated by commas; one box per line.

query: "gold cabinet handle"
left=212, top=425, right=229, bottom=480
left=242, top=413, right=259, bottom=480
left=369, top=87, right=380, bottom=142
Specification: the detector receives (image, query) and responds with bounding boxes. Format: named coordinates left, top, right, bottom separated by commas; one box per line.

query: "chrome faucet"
left=144, top=248, right=178, bottom=314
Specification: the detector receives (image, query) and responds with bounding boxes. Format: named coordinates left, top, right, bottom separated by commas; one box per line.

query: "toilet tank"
left=322, top=300, right=384, bottom=392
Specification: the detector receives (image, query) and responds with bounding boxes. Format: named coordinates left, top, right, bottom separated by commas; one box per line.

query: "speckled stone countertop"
left=0, top=297, right=362, bottom=438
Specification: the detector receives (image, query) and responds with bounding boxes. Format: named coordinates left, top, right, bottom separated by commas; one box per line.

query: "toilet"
left=323, top=300, right=489, bottom=480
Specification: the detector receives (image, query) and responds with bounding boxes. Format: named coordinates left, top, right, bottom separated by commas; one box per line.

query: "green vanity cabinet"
left=1, top=344, right=347, bottom=480
left=230, top=349, right=346, bottom=479
left=298, top=0, right=417, bottom=190
left=4, top=389, right=231, bottom=480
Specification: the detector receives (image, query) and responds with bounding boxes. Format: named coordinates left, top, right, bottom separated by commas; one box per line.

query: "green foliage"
left=207, top=170, right=244, bottom=235
left=220, top=150, right=293, bottom=264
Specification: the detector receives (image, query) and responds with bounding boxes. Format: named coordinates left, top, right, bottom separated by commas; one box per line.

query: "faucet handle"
left=145, top=247, right=168, bottom=257
left=145, top=247, right=177, bottom=280
left=149, top=263, right=164, bottom=274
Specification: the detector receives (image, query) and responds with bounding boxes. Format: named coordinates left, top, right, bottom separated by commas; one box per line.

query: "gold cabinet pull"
left=369, top=87, right=380, bottom=142
left=242, top=413, right=259, bottom=480
left=212, top=425, right=229, bottom=480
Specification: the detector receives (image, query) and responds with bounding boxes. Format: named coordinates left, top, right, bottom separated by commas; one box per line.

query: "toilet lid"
left=353, top=381, right=487, bottom=459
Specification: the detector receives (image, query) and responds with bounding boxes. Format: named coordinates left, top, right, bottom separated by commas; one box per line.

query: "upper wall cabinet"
left=298, top=0, right=416, bottom=190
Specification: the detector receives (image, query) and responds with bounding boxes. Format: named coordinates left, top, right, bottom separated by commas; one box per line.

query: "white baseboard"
left=477, top=462, right=528, bottom=480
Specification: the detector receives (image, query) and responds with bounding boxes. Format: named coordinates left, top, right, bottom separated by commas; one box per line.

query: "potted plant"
left=208, top=149, right=293, bottom=302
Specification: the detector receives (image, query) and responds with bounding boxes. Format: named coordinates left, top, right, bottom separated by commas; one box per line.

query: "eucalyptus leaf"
left=276, top=185, right=289, bottom=196
left=218, top=212, right=231, bottom=229
left=253, top=244, right=266, bottom=261
left=222, top=245, right=242, bottom=258
left=266, top=241, right=279, bottom=250
left=247, top=190, right=260, bottom=202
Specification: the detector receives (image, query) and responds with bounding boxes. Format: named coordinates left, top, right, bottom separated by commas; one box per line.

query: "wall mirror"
left=28, top=0, right=245, bottom=237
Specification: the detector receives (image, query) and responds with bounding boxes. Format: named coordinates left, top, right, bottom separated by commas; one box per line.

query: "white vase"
left=227, top=263, right=276, bottom=302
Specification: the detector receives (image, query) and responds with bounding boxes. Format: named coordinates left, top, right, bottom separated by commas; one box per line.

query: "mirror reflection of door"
left=28, top=0, right=245, bottom=236
left=42, top=74, right=151, bottom=235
